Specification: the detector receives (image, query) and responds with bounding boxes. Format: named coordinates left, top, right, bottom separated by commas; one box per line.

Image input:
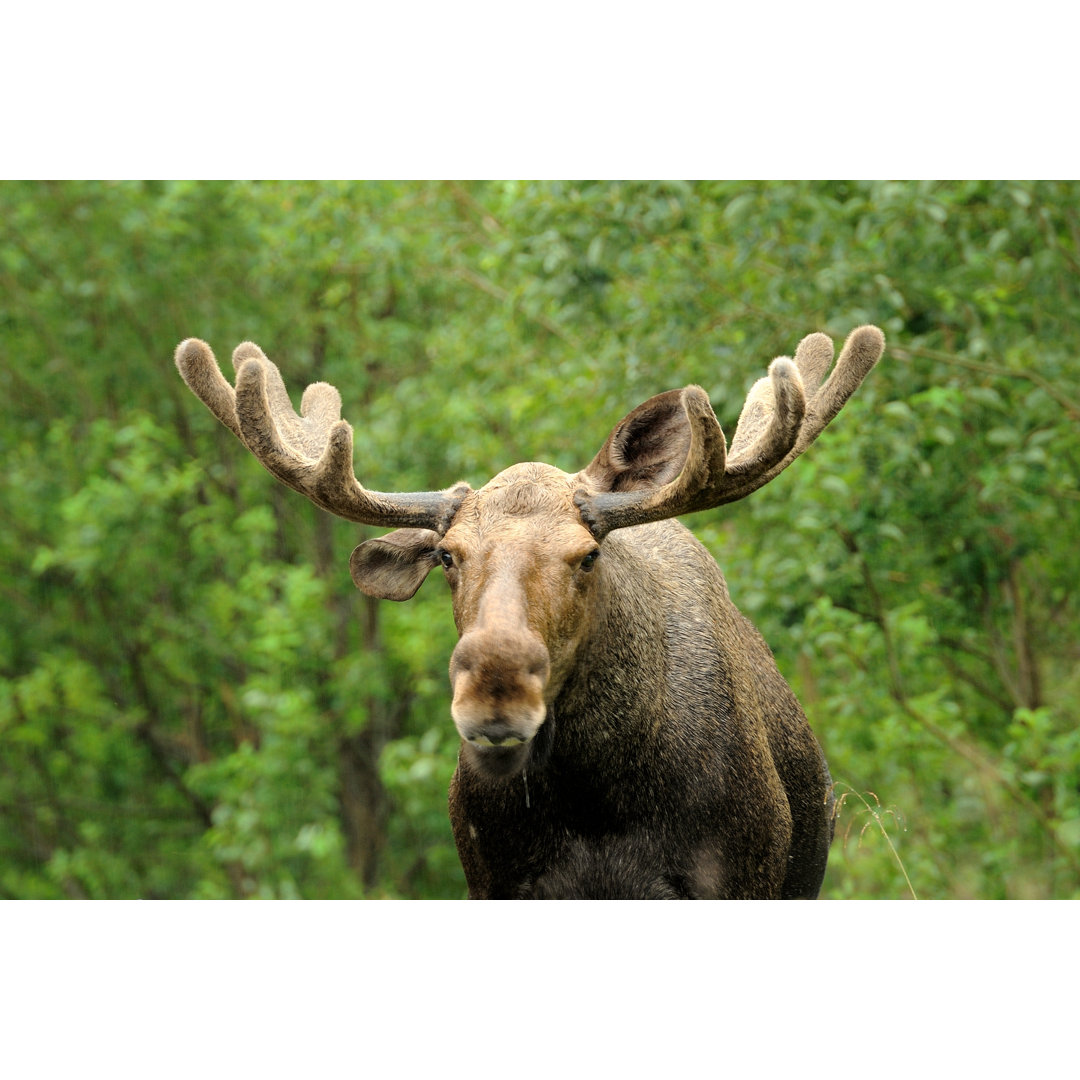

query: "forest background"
left=2, top=179, right=1077, bottom=900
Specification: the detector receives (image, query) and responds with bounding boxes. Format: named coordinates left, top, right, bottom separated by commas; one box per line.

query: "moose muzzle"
left=449, top=628, right=550, bottom=778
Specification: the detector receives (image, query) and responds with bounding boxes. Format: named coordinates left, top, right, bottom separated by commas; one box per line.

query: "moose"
left=176, top=323, right=884, bottom=899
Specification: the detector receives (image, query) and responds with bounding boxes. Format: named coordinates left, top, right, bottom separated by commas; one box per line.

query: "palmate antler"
left=575, top=325, right=885, bottom=537
left=176, top=326, right=882, bottom=541
left=175, top=339, right=468, bottom=531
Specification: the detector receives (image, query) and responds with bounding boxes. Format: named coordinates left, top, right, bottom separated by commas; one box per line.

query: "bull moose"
left=175, top=324, right=885, bottom=899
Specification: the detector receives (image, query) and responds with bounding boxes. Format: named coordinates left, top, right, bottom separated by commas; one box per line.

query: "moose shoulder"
left=176, top=325, right=885, bottom=899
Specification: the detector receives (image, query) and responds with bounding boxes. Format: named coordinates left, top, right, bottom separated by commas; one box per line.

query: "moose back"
left=176, top=325, right=885, bottom=898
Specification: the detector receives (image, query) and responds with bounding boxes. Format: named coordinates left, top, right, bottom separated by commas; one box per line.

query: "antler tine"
left=706, top=337, right=834, bottom=505
left=684, top=325, right=884, bottom=508
left=716, top=357, right=806, bottom=488
left=728, top=334, right=832, bottom=461
left=749, top=324, right=885, bottom=491
left=176, top=338, right=469, bottom=532
left=175, top=337, right=244, bottom=441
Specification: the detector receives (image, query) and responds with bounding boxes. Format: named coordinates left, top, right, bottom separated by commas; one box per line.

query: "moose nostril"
left=452, top=631, right=549, bottom=688
left=521, top=638, right=550, bottom=681
left=450, top=637, right=480, bottom=677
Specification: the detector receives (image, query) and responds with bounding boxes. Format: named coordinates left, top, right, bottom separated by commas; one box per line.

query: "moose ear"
left=349, top=529, right=443, bottom=601
left=581, top=388, right=694, bottom=493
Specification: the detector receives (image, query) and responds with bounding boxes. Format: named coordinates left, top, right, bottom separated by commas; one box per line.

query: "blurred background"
left=1, top=180, right=1077, bottom=899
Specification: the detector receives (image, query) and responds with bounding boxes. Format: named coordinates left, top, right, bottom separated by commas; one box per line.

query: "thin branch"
left=112, top=599, right=217, bottom=829
left=888, top=343, right=1080, bottom=421
left=443, top=181, right=503, bottom=235
left=838, top=527, right=1080, bottom=877
left=936, top=648, right=1016, bottom=715
left=452, top=265, right=583, bottom=348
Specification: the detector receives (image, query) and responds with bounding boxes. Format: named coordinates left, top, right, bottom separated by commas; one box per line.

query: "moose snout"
left=449, top=630, right=550, bottom=750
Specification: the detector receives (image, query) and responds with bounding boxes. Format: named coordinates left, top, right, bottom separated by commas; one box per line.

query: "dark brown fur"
left=440, top=515, right=834, bottom=900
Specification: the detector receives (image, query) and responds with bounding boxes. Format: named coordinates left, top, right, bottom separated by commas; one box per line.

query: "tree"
left=2, top=180, right=1077, bottom=898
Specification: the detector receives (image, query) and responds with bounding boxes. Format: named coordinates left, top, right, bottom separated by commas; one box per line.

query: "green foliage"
left=2, top=180, right=1077, bottom=898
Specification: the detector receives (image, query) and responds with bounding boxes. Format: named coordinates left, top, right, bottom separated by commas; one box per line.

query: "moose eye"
left=579, top=549, right=600, bottom=572
left=439, top=550, right=455, bottom=570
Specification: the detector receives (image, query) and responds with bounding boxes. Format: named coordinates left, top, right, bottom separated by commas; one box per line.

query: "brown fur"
left=437, top=512, right=831, bottom=899
left=176, top=327, right=885, bottom=899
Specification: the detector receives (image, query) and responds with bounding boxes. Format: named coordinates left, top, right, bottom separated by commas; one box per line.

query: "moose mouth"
left=457, top=707, right=555, bottom=781
left=452, top=687, right=549, bottom=778
left=461, top=736, right=534, bottom=779
left=467, top=732, right=530, bottom=748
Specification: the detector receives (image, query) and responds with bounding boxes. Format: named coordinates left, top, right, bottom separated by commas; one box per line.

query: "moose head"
left=176, top=327, right=883, bottom=782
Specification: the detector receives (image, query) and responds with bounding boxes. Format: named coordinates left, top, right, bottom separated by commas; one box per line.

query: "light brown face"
left=438, top=463, right=602, bottom=779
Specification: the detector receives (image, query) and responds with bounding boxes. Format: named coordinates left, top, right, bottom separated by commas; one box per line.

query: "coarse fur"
left=442, top=506, right=833, bottom=899
left=175, top=325, right=884, bottom=899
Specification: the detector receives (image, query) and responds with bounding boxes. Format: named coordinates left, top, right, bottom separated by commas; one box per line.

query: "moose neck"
left=553, top=519, right=733, bottom=763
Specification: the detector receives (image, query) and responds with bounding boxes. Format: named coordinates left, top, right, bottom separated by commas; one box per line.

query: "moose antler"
left=576, top=325, right=885, bottom=537
left=175, top=338, right=469, bottom=531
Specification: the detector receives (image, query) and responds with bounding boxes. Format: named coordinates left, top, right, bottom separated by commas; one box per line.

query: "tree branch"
left=888, top=343, right=1080, bottom=421
left=452, top=265, right=583, bottom=348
